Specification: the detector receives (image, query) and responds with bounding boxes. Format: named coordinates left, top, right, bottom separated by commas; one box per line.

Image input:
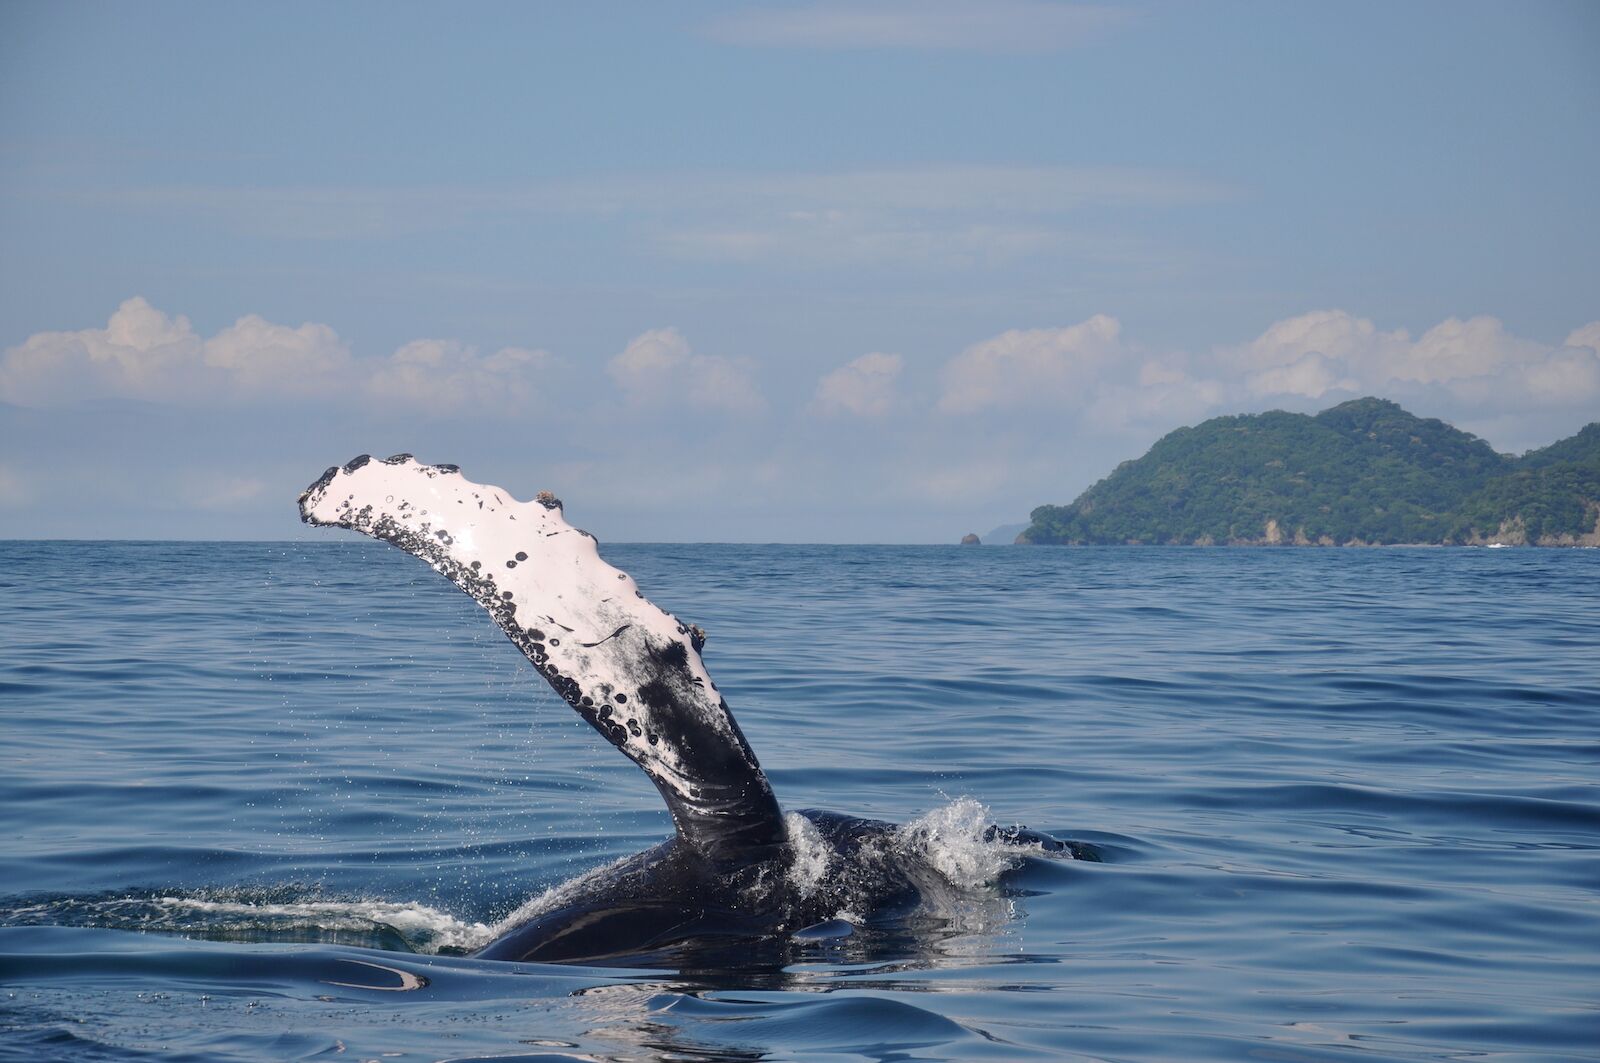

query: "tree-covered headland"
left=1021, top=398, right=1600, bottom=546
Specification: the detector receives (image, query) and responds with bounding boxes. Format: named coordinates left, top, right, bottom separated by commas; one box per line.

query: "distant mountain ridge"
left=1021, top=398, right=1600, bottom=546
left=982, top=522, right=1028, bottom=545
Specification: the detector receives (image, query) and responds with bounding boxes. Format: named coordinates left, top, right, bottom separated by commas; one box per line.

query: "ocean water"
left=2, top=540, right=1597, bottom=1062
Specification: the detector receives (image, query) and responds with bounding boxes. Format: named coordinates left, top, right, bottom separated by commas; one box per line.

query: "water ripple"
left=1, top=541, right=1597, bottom=1061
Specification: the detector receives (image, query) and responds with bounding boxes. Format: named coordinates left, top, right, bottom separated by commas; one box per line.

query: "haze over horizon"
left=2, top=1, right=1596, bottom=542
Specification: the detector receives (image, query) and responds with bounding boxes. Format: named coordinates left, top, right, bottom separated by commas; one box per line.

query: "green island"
left=1021, top=397, right=1600, bottom=546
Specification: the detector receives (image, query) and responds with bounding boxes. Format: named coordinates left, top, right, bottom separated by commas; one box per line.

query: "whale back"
left=298, top=455, right=785, bottom=864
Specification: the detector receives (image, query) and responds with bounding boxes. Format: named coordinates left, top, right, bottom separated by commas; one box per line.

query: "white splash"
left=1, top=891, right=501, bottom=954
left=783, top=811, right=836, bottom=898
left=898, top=797, right=1030, bottom=889
left=149, top=895, right=496, bottom=953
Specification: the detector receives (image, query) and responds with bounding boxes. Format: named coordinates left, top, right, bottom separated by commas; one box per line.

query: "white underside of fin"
left=298, top=455, right=780, bottom=856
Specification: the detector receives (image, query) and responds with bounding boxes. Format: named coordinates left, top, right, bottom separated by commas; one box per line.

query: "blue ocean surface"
left=2, top=541, right=1597, bottom=1062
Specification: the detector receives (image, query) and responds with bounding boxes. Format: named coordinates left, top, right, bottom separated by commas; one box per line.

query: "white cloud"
left=609, top=327, right=691, bottom=380
left=933, top=307, right=1598, bottom=449
left=203, top=314, right=349, bottom=392
left=1520, top=346, right=1600, bottom=404
left=1539, top=323, right=1600, bottom=404
left=368, top=339, right=554, bottom=413
left=5, top=299, right=1595, bottom=544
left=1245, top=352, right=1358, bottom=399
left=1086, top=358, right=1226, bottom=431
left=0, top=297, right=556, bottom=416
left=811, top=352, right=903, bottom=417
left=1396, top=315, right=1544, bottom=386
left=704, top=1, right=1129, bottom=53
left=0, top=297, right=205, bottom=404
left=1564, top=322, right=1600, bottom=352
left=0, top=296, right=348, bottom=405
left=1227, top=309, right=1600, bottom=411
left=1223, top=309, right=1406, bottom=375
left=100, top=296, right=195, bottom=355
left=607, top=327, right=765, bottom=415
left=938, top=314, right=1122, bottom=413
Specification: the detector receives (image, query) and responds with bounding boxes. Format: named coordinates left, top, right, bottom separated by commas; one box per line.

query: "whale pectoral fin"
left=298, top=455, right=786, bottom=864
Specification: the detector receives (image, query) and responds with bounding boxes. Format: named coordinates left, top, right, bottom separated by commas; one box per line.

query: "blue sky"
left=2, top=0, right=1597, bottom=540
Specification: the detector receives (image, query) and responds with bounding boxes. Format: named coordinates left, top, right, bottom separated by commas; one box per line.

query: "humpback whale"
left=299, top=455, right=1075, bottom=965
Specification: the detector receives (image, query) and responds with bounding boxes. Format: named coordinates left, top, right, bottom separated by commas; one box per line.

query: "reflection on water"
left=567, top=913, right=1033, bottom=1063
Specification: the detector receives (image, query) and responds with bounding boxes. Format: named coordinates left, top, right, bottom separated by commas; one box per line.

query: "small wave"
left=1, top=888, right=494, bottom=954
left=645, top=990, right=976, bottom=1047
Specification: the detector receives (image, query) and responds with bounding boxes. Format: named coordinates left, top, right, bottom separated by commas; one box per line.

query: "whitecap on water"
left=1, top=889, right=495, bottom=954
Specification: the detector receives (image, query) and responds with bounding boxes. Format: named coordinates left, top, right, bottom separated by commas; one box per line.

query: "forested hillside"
left=1021, top=399, right=1600, bottom=546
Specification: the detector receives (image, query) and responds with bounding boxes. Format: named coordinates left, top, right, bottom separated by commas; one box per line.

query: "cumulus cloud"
left=1086, top=358, right=1226, bottom=431
left=1565, top=322, right=1600, bottom=352
left=1521, top=346, right=1600, bottom=404
left=1532, top=323, right=1600, bottom=404
left=609, top=327, right=690, bottom=380
left=1226, top=309, right=1384, bottom=371
left=0, top=297, right=555, bottom=415
left=937, top=314, right=1122, bottom=413
left=1398, top=316, right=1545, bottom=386
left=203, top=314, right=350, bottom=391
left=928, top=306, right=1598, bottom=450
left=367, top=339, right=553, bottom=413
left=1245, top=352, right=1358, bottom=399
left=811, top=352, right=903, bottom=417
left=5, top=298, right=1595, bottom=539
left=0, top=297, right=349, bottom=406
left=1225, top=309, right=1600, bottom=412
left=606, top=327, right=765, bottom=415
left=0, top=297, right=206, bottom=404
left=704, top=0, right=1129, bottom=53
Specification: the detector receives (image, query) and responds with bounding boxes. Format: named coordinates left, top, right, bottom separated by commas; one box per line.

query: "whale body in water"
left=299, top=455, right=1077, bottom=964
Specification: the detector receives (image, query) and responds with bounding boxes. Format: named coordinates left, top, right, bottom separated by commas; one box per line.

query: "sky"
left=1, top=0, right=1597, bottom=542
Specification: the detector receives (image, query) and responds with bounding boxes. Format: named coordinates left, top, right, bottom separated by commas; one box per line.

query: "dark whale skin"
left=298, top=458, right=1086, bottom=967
left=475, top=811, right=919, bottom=964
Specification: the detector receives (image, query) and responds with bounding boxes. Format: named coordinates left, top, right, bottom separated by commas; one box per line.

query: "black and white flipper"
left=298, top=455, right=785, bottom=865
